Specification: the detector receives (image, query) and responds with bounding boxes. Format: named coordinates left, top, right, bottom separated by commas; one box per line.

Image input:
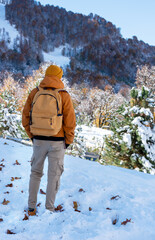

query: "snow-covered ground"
left=43, top=46, right=70, bottom=67
left=0, top=138, right=155, bottom=240
left=79, top=125, right=111, bottom=148
left=0, top=3, right=19, bottom=48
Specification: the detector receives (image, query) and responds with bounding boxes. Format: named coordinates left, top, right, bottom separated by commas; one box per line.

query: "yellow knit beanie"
left=45, top=65, right=63, bottom=79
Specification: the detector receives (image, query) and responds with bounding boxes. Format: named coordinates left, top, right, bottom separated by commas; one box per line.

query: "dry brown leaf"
left=0, top=218, right=3, bottom=222
left=73, top=201, right=78, bottom=210
left=15, top=177, right=21, bottom=180
left=112, top=215, right=119, bottom=225
left=7, top=230, right=16, bottom=234
left=75, top=209, right=81, bottom=212
left=13, top=160, right=21, bottom=165
left=23, top=214, right=29, bottom=221
left=111, top=195, right=121, bottom=200
left=106, top=208, right=112, bottom=210
left=11, top=177, right=21, bottom=181
left=21, top=190, right=24, bottom=193
left=37, top=203, right=41, bottom=207
left=0, top=167, right=2, bottom=171
left=2, top=198, right=10, bottom=205
left=6, top=183, right=13, bottom=187
left=55, top=204, right=64, bottom=212
left=1, top=159, right=4, bottom=162
left=79, top=188, right=85, bottom=192
left=0, top=163, right=5, bottom=167
left=4, top=191, right=10, bottom=194
left=40, top=189, right=46, bottom=195
left=112, top=219, right=117, bottom=225
left=121, top=218, right=132, bottom=225
left=73, top=201, right=81, bottom=212
left=4, top=142, right=8, bottom=145
left=89, top=207, right=92, bottom=211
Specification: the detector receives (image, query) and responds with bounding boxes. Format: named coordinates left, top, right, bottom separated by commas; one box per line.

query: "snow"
left=43, top=46, right=70, bottom=67
left=79, top=125, right=112, bottom=148
left=132, top=116, right=155, bottom=163
left=0, top=3, right=19, bottom=48
left=130, top=106, right=153, bottom=118
left=122, top=133, right=131, bottom=148
left=0, top=138, right=155, bottom=240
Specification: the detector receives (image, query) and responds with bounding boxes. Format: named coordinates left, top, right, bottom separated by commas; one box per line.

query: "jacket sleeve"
left=22, top=88, right=37, bottom=139
left=61, top=91, right=76, bottom=145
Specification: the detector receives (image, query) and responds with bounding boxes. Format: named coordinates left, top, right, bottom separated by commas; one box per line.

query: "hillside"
left=0, top=2, right=18, bottom=47
left=0, top=138, right=155, bottom=240
left=0, top=0, right=154, bottom=89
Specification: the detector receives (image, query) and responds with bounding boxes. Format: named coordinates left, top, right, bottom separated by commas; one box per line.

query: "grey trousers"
left=28, top=139, right=66, bottom=211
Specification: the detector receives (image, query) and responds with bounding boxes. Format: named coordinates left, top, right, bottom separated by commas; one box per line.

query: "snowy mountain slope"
left=0, top=138, right=155, bottom=240
left=43, top=46, right=70, bottom=67
left=0, top=3, right=19, bottom=48
left=0, top=3, right=69, bottom=66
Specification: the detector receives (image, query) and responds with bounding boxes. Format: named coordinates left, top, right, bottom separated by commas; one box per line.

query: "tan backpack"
left=29, top=87, right=64, bottom=136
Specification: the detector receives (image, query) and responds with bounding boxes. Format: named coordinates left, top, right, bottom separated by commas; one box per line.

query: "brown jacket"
left=22, top=75, right=76, bottom=144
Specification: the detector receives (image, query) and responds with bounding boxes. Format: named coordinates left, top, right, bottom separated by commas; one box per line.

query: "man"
left=22, top=65, right=76, bottom=215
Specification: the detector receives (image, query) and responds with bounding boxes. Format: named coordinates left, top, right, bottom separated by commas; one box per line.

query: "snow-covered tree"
left=0, top=91, right=24, bottom=138
left=104, top=86, right=155, bottom=174
left=0, top=76, right=25, bottom=138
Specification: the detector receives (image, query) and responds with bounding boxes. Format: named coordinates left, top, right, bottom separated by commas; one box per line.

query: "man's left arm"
left=61, top=92, right=76, bottom=145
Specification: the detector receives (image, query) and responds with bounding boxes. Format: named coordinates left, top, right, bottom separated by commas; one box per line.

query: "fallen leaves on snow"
left=55, top=204, right=64, bottom=212
left=111, top=195, right=121, bottom=200
left=40, top=189, right=46, bottom=195
left=0, top=163, right=5, bottom=167
left=121, top=218, right=132, bottom=225
left=112, top=218, right=118, bottom=225
left=2, top=198, right=10, bottom=205
left=73, top=201, right=81, bottom=212
left=79, top=188, right=85, bottom=192
left=11, top=177, right=21, bottom=181
left=106, top=208, right=112, bottom=210
left=7, top=230, right=16, bottom=234
left=23, top=214, right=29, bottom=221
left=13, top=160, right=21, bottom=165
left=5, top=183, right=13, bottom=187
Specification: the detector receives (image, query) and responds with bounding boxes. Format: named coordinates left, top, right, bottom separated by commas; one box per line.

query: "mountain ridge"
left=0, top=0, right=154, bottom=89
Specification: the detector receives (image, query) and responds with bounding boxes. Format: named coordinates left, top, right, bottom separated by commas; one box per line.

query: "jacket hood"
left=39, top=75, right=64, bottom=89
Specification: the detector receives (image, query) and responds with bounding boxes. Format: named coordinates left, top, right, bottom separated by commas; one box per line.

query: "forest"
left=0, top=0, right=153, bottom=89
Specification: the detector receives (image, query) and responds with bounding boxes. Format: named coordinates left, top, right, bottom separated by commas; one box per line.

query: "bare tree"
left=136, top=65, right=155, bottom=97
